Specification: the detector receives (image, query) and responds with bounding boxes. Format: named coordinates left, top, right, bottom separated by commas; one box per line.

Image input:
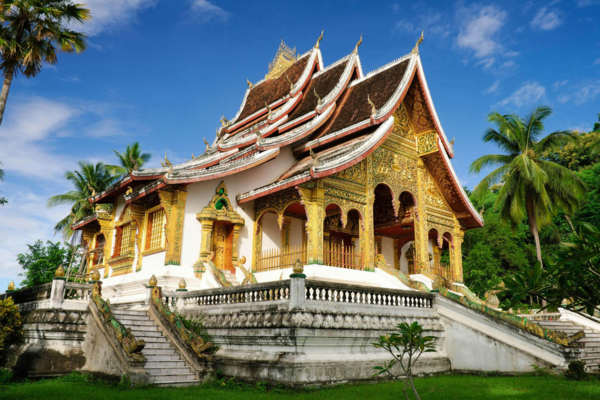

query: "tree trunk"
left=0, top=64, right=15, bottom=127
left=525, top=196, right=543, bottom=268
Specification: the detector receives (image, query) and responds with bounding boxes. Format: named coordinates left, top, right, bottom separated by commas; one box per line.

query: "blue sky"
left=1, top=0, right=599, bottom=288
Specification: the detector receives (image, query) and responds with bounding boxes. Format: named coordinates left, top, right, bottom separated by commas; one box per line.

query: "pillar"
left=129, top=204, right=146, bottom=272
left=159, top=188, right=187, bottom=266
left=298, top=182, right=325, bottom=265
left=251, top=220, right=263, bottom=273
left=453, top=228, right=464, bottom=283
left=193, top=219, right=214, bottom=278
left=375, top=236, right=382, bottom=255
left=393, top=239, right=400, bottom=270
left=414, top=159, right=430, bottom=274
left=281, top=216, right=292, bottom=248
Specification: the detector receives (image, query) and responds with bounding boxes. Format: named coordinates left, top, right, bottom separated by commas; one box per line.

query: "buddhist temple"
left=72, top=33, right=483, bottom=301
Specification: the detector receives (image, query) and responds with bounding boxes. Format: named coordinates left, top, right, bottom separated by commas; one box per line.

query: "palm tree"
left=48, top=161, right=114, bottom=239
left=470, top=106, right=586, bottom=266
left=106, top=142, right=152, bottom=177
left=0, top=0, right=91, bottom=126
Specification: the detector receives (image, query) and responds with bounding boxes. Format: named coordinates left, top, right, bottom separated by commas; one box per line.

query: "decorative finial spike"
left=367, top=94, right=377, bottom=116
left=314, top=87, right=322, bottom=107
left=125, top=186, right=133, bottom=195
left=149, top=274, right=157, bottom=287
left=204, top=137, right=210, bottom=152
left=286, top=74, right=294, bottom=92
left=55, top=265, right=65, bottom=278
left=91, top=269, right=100, bottom=282
left=315, top=30, right=324, bottom=49
left=412, top=31, right=424, bottom=55
left=265, top=101, right=273, bottom=117
left=8, top=280, right=15, bottom=291
left=247, top=78, right=254, bottom=89
left=179, top=278, right=187, bottom=290
left=353, top=33, right=363, bottom=54
left=292, top=259, right=304, bottom=275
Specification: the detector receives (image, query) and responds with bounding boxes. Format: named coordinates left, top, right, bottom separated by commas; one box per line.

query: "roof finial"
left=247, top=78, right=254, bottom=89
left=353, top=33, right=362, bottom=54
left=265, top=101, right=273, bottom=117
left=204, top=137, right=210, bottom=152
left=221, top=115, right=230, bottom=127
left=314, top=87, right=322, bottom=107
left=412, top=31, right=424, bottom=55
left=367, top=94, right=377, bottom=116
left=309, top=146, right=319, bottom=168
left=314, top=30, right=324, bottom=49
left=191, top=152, right=195, bottom=160
left=286, top=74, right=294, bottom=92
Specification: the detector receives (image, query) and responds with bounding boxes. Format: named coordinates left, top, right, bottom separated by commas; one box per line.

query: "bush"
left=0, top=367, right=13, bottom=385
left=565, top=361, right=589, bottom=381
left=0, top=297, right=23, bottom=353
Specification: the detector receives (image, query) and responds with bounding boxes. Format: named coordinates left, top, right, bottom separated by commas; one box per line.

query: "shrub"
left=564, top=360, right=589, bottom=381
left=0, top=368, right=13, bottom=385
left=0, top=297, right=23, bottom=353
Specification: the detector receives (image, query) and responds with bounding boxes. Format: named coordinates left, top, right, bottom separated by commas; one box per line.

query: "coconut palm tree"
left=0, top=0, right=91, bottom=126
left=470, top=106, right=586, bottom=267
left=106, top=142, right=152, bottom=177
left=48, top=161, right=114, bottom=239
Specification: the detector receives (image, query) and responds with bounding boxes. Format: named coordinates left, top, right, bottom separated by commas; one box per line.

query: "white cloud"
left=576, top=0, right=600, bottom=7
left=552, top=80, right=568, bottom=91
left=556, top=80, right=600, bottom=105
left=78, top=0, right=158, bottom=36
left=395, top=4, right=451, bottom=39
left=189, top=0, right=229, bottom=22
left=497, top=81, right=546, bottom=108
left=483, top=80, right=501, bottom=94
left=594, top=58, right=600, bottom=65
left=531, top=7, right=563, bottom=30
left=457, top=5, right=506, bottom=61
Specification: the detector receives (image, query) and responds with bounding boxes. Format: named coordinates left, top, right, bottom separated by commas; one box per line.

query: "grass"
left=1, top=373, right=599, bottom=400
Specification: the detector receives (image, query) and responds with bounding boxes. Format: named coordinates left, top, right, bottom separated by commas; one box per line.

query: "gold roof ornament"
left=178, top=278, right=187, bottom=290
left=265, top=39, right=297, bottom=80
left=247, top=78, right=254, bottom=89
left=314, top=30, right=324, bottom=49
left=309, top=147, right=319, bottom=168
left=265, top=101, right=273, bottom=118
left=8, top=280, right=15, bottom=291
left=204, top=137, right=210, bottom=152
left=221, top=115, right=230, bottom=127
left=292, top=259, right=304, bottom=274
left=91, top=269, right=101, bottom=282
left=87, top=183, right=97, bottom=197
left=286, top=74, right=294, bottom=92
left=367, top=94, right=377, bottom=115
left=55, top=264, right=65, bottom=278
left=412, top=31, right=424, bottom=55
left=353, top=33, right=362, bottom=54
left=149, top=274, right=157, bottom=287
left=314, top=87, right=322, bottom=107
left=125, top=186, right=133, bottom=195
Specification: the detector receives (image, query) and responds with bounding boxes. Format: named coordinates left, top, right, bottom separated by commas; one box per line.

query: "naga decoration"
left=91, top=281, right=146, bottom=361
left=150, top=286, right=213, bottom=358
left=314, top=30, right=324, bottom=49
left=247, top=78, right=254, bottom=89
left=286, top=74, right=294, bottom=92
left=314, top=87, right=322, bottom=107
left=238, top=256, right=258, bottom=285
left=367, top=94, right=377, bottom=116
left=412, top=31, right=424, bottom=55
left=353, top=33, right=362, bottom=54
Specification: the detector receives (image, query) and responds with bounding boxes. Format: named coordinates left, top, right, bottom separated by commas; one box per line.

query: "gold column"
left=432, top=245, right=441, bottom=266
left=375, top=236, right=382, bottom=255
left=364, top=158, right=375, bottom=272
left=158, top=188, right=187, bottom=266
left=97, top=214, right=114, bottom=277
left=232, top=224, right=241, bottom=268
left=193, top=219, right=214, bottom=278
left=298, top=181, right=325, bottom=265
left=453, top=228, right=464, bottom=283
left=251, top=220, right=263, bottom=273
left=414, top=159, right=429, bottom=274
left=281, top=216, right=292, bottom=248
left=393, top=239, right=400, bottom=270
left=129, top=204, right=146, bottom=272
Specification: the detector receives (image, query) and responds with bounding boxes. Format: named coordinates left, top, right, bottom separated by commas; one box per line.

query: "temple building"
left=73, top=34, right=483, bottom=303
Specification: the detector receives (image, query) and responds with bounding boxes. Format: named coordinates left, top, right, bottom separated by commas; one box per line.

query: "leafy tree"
left=106, top=142, right=151, bottom=177
left=373, top=322, right=436, bottom=400
left=17, top=240, right=76, bottom=287
left=470, top=106, right=586, bottom=267
left=0, top=297, right=22, bottom=352
left=542, top=129, right=600, bottom=171
left=47, top=161, right=114, bottom=239
left=0, top=0, right=91, bottom=126
left=502, top=223, right=600, bottom=321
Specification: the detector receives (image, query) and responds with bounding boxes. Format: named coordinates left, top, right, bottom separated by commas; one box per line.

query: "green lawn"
left=1, top=374, right=599, bottom=400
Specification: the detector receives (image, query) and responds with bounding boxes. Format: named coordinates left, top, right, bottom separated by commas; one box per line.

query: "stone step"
left=143, top=348, right=177, bottom=356
left=112, top=314, right=151, bottom=321
left=125, top=325, right=159, bottom=332
left=130, top=330, right=163, bottom=338
left=145, top=360, right=186, bottom=369
left=144, top=341, right=173, bottom=349
left=145, top=354, right=182, bottom=362
left=146, top=367, right=193, bottom=376
left=119, top=319, right=154, bottom=326
left=154, top=380, right=199, bottom=387
left=113, top=309, right=148, bottom=316
left=150, top=373, right=196, bottom=383
left=139, top=336, right=169, bottom=343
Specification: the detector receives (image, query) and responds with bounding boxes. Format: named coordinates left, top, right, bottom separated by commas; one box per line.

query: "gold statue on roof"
left=247, top=78, right=254, bottom=89
left=265, top=39, right=297, bottom=80
left=286, top=74, right=294, bottom=92
left=314, top=30, right=324, bottom=49
left=353, top=33, right=362, bottom=54
left=314, top=88, right=322, bottom=107
left=412, top=31, right=424, bottom=55
left=367, top=94, right=377, bottom=115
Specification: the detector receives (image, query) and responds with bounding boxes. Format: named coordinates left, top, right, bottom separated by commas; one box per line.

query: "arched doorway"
left=323, top=204, right=363, bottom=269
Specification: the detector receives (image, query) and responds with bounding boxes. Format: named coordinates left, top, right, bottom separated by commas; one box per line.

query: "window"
left=113, top=223, right=133, bottom=257
left=146, top=208, right=165, bottom=251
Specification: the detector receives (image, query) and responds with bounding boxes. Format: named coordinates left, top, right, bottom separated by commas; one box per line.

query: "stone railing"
left=7, top=282, right=53, bottom=305
left=179, top=280, right=291, bottom=307
left=63, top=282, right=93, bottom=302
left=305, top=281, right=434, bottom=308
left=3, top=280, right=93, bottom=311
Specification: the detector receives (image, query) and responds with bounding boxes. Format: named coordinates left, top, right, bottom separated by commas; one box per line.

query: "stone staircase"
left=535, top=318, right=600, bottom=372
left=112, top=309, right=200, bottom=387
left=221, top=269, right=240, bottom=286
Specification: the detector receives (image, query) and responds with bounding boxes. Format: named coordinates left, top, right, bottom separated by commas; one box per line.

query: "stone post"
left=289, top=264, right=306, bottom=310
left=50, top=266, right=66, bottom=309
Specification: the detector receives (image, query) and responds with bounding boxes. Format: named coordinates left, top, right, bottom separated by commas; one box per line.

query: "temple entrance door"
left=212, top=222, right=234, bottom=271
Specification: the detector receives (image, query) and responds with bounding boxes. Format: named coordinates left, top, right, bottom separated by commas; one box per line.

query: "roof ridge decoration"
left=314, top=30, right=323, bottom=49
left=351, top=53, right=413, bottom=86
left=312, top=53, right=352, bottom=79
left=265, top=39, right=298, bottom=80
left=353, top=33, right=362, bottom=54
left=412, top=31, right=424, bottom=55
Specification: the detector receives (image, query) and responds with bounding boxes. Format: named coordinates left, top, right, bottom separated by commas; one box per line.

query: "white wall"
left=381, top=237, right=395, bottom=268
left=289, top=218, right=304, bottom=248
left=400, top=241, right=411, bottom=275
left=261, top=212, right=281, bottom=251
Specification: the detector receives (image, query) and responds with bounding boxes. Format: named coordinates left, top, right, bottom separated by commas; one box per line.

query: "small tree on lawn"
left=373, top=321, right=436, bottom=400
left=0, top=297, right=22, bottom=364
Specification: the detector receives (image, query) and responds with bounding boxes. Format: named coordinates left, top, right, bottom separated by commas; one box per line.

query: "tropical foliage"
left=47, top=161, right=114, bottom=239
left=0, top=297, right=22, bottom=352
left=0, top=0, right=91, bottom=126
left=17, top=240, right=78, bottom=287
left=470, top=106, right=586, bottom=266
left=107, top=142, right=151, bottom=177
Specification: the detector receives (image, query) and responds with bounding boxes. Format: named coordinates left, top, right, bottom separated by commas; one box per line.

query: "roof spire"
left=353, top=33, right=362, bottom=54
left=286, top=74, right=294, bottom=91
left=204, top=137, right=210, bottom=152
left=412, top=31, right=424, bottom=55
left=265, top=101, right=273, bottom=117
left=314, top=30, right=324, bottom=49
left=314, top=87, right=322, bottom=107
left=247, top=78, right=254, bottom=89
left=367, top=94, right=377, bottom=116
